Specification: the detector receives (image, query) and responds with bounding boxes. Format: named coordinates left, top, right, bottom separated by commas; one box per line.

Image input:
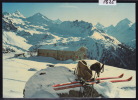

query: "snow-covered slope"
left=3, top=31, right=32, bottom=52
left=94, top=23, right=105, bottom=33
left=3, top=51, right=136, bottom=98
left=24, top=66, right=77, bottom=98
left=103, top=18, right=135, bottom=48
left=36, top=30, right=135, bottom=70
left=2, top=16, right=17, bottom=31
left=22, top=58, right=135, bottom=98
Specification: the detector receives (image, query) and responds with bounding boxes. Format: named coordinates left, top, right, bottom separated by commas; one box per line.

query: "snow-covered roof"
left=38, top=45, right=87, bottom=51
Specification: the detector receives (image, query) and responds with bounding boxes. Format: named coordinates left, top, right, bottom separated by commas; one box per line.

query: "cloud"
left=59, top=4, right=79, bottom=9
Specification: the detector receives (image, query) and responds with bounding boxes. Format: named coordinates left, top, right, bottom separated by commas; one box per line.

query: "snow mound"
left=31, top=90, right=57, bottom=98
left=94, top=82, right=120, bottom=98
left=24, top=66, right=78, bottom=98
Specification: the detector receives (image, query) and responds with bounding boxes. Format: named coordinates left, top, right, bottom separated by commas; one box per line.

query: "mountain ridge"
left=94, top=18, right=135, bottom=48
left=2, top=11, right=136, bottom=70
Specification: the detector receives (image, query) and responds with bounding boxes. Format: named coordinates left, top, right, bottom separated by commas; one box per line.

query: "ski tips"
left=119, top=73, right=124, bottom=78
left=52, top=84, right=61, bottom=87
left=52, top=85, right=56, bottom=87
left=128, top=76, right=133, bottom=81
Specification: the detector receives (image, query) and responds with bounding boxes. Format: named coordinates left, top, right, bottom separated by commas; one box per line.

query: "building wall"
left=38, top=47, right=87, bottom=61
left=38, top=49, right=58, bottom=59
left=57, top=50, right=76, bottom=61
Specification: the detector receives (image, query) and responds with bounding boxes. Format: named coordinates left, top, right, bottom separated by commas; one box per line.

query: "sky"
left=2, top=3, right=135, bottom=27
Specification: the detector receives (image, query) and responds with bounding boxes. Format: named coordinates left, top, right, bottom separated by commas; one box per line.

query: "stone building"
left=37, top=47, right=87, bottom=61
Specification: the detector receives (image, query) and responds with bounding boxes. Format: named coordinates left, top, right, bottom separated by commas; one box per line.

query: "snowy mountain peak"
left=53, top=19, right=62, bottom=24
left=12, top=10, right=26, bottom=18
left=3, top=12, right=11, bottom=16
left=116, top=18, right=132, bottom=28
left=95, top=23, right=104, bottom=28
left=131, top=23, right=135, bottom=29
left=34, top=13, right=44, bottom=16
left=108, top=25, right=114, bottom=28
left=122, top=18, right=131, bottom=23
left=91, top=31, right=121, bottom=46
left=26, top=13, right=52, bottom=25
left=95, top=23, right=105, bottom=31
left=31, top=13, right=50, bottom=21
left=57, top=18, right=61, bottom=21
left=14, top=10, right=21, bottom=15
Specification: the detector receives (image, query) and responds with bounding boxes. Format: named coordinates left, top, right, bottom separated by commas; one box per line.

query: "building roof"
left=38, top=45, right=87, bottom=51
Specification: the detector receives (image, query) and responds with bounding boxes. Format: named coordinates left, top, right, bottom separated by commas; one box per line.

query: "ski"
left=52, top=73, right=124, bottom=87
left=53, top=76, right=132, bottom=91
left=96, top=73, right=124, bottom=80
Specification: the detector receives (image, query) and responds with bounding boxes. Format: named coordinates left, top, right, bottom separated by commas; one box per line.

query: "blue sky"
left=2, top=3, right=135, bottom=27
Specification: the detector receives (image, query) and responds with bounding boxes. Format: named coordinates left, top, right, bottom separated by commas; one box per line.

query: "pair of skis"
left=52, top=74, right=132, bottom=91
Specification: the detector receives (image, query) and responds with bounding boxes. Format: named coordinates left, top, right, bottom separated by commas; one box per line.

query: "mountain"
left=115, top=18, right=132, bottom=32
left=27, top=13, right=52, bottom=26
left=48, top=20, right=93, bottom=37
left=3, top=10, right=26, bottom=19
left=94, top=23, right=105, bottom=33
left=12, top=10, right=26, bottom=18
left=104, top=25, right=115, bottom=34
left=2, top=16, right=17, bottom=31
left=53, top=19, right=62, bottom=24
left=3, top=12, right=11, bottom=17
left=104, top=18, right=135, bottom=48
left=2, top=11, right=136, bottom=70
left=3, top=11, right=27, bottom=28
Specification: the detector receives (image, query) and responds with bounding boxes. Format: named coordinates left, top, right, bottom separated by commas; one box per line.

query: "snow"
left=24, top=29, right=42, bottom=35
left=3, top=53, right=136, bottom=98
left=95, top=23, right=105, bottom=30
left=93, top=65, right=136, bottom=98
left=90, top=31, right=121, bottom=51
left=2, top=11, right=136, bottom=98
left=12, top=10, right=26, bottom=18
left=10, top=18, right=25, bottom=25
left=91, top=32, right=120, bottom=45
left=94, top=82, right=120, bottom=98
left=3, top=53, right=47, bottom=98
left=3, top=11, right=26, bottom=19
left=104, top=18, right=135, bottom=48
left=3, top=31, right=32, bottom=52
left=24, top=66, right=79, bottom=98
left=92, top=32, right=106, bottom=40
left=26, top=13, right=51, bottom=25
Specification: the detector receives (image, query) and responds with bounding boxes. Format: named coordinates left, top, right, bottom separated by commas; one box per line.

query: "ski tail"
left=52, top=81, right=79, bottom=87
left=54, top=84, right=83, bottom=91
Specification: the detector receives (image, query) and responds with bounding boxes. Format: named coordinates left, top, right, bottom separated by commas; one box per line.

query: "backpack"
left=74, top=60, right=92, bottom=81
